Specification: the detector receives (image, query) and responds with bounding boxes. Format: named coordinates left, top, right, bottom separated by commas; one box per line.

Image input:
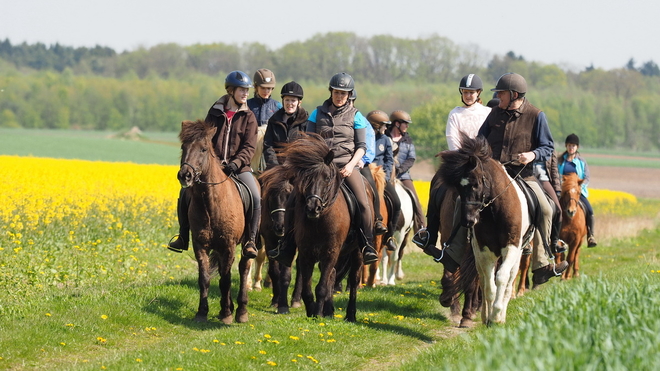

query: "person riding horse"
left=169, top=70, right=261, bottom=260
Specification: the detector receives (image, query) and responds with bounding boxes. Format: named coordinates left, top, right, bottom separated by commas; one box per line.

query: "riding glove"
left=223, top=162, right=239, bottom=175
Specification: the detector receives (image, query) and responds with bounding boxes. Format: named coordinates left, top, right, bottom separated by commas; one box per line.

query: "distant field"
left=0, top=128, right=180, bottom=165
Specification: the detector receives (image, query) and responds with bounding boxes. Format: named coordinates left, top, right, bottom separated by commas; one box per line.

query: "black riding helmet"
left=565, top=133, right=580, bottom=146
left=459, top=74, right=483, bottom=106
left=328, top=72, right=355, bottom=92
left=280, top=81, right=304, bottom=99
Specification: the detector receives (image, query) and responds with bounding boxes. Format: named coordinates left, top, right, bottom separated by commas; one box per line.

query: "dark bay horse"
left=177, top=119, right=251, bottom=324
left=282, top=134, right=366, bottom=322
left=439, top=135, right=530, bottom=325
left=258, top=166, right=302, bottom=313
left=559, top=172, right=587, bottom=279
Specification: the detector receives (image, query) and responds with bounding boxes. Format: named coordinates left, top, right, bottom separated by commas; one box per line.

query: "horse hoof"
left=236, top=313, right=249, bottom=323
left=220, top=315, right=233, bottom=325
left=194, top=315, right=208, bottom=323
left=263, top=281, right=272, bottom=289
left=277, top=307, right=290, bottom=314
left=291, top=301, right=302, bottom=309
left=459, top=318, right=474, bottom=328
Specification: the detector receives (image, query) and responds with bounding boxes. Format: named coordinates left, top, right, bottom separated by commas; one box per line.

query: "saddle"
left=340, top=182, right=360, bottom=231
left=230, top=175, right=254, bottom=226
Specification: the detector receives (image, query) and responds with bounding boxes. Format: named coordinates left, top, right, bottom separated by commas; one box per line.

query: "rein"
left=181, top=161, right=232, bottom=186
left=471, top=160, right=527, bottom=213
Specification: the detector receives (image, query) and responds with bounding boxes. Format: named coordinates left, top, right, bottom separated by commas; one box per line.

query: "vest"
left=313, top=100, right=358, bottom=165
left=484, top=100, right=542, bottom=178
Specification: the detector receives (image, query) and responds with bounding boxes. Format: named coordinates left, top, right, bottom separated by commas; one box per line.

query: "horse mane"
left=561, top=172, right=580, bottom=193
left=282, top=133, right=342, bottom=197
left=259, top=165, right=293, bottom=200
left=179, top=119, right=215, bottom=144
left=439, top=133, right=492, bottom=185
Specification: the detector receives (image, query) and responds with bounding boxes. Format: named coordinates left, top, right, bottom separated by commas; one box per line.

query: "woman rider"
left=269, top=72, right=379, bottom=265
left=262, top=81, right=309, bottom=170
left=558, top=133, right=597, bottom=247
left=168, top=70, right=261, bottom=259
left=248, top=68, right=282, bottom=175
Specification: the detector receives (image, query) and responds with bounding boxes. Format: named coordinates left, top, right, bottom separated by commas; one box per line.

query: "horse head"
left=439, top=134, right=493, bottom=228
left=178, top=120, right=218, bottom=188
left=260, top=167, right=293, bottom=237
left=283, top=133, right=342, bottom=220
left=561, top=172, right=582, bottom=219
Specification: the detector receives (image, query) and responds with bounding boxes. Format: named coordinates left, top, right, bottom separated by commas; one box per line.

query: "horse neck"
left=484, top=159, right=519, bottom=206
left=193, top=157, right=231, bottom=201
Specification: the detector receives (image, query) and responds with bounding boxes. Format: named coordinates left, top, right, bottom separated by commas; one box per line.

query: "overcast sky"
left=2, top=0, right=658, bottom=71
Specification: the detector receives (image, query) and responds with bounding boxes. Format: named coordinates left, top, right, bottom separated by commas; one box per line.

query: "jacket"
left=373, top=131, right=394, bottom=181
left=205, top=95, right=258, bottom=174
left=262, top=106, right=309, bottom=170
left=247, top=96, right=282, bottom=126
left=389, top=132, right=416, bottom=181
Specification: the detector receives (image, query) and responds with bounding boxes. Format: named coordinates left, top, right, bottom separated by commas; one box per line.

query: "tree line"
left=1, top=33, right=660, bottom=158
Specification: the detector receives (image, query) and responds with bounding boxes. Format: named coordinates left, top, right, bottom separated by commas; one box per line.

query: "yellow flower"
left=266, top=361, right=277, bottom=366
left=101, top=315, right=108, bottom=320
left=289, top=336, right=299, bottom=340
left=259, top=350, right=267, bottom=354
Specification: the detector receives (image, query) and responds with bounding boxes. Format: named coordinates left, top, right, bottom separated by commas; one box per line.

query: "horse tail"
left=208, top=249, right=220, bottom=275
left=443, top=239, right=478, bottom=299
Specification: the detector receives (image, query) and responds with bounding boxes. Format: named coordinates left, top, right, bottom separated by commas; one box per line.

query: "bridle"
left=304, top=174, right=342, bottom=211
left=464, top=160, right=526, bottom=213
left=180, top=159, right=231, bottom=186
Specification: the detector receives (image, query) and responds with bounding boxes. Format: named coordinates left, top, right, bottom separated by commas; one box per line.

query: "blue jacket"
left=247, top=96, right=282, bottom=126
left=361, top=114, right=376, bottom=165
left=388, top=132, right=416, bottom=181
left=373, top=131, right=394, bottom=181
left=558, top=152, right=590, bottom=197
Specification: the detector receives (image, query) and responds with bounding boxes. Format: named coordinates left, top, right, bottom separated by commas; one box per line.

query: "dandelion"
left=213, top=339, right=219, bottom=343
left=45, top=313, right=51, bottom=317
left=259, top=350, right=267, bottom=354
left=136, top=358, right=142, bottom=362
left=65, top=323, right=75, bottom=327
left=266, top=361, right=277, bottom=366
left=289, top=336, right=299, bottom=340
left=100, top=315, right=108, bottom=320
left=264, top=334, right=271, bottom=338
left=235, top=341, right=245, bottom=345
left=319, top=322, right=325, bottom=326
left=97, top=337, right=107, bottom=344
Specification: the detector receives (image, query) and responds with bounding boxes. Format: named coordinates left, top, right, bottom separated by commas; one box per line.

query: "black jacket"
left=263, top=106, right=309, bottom=170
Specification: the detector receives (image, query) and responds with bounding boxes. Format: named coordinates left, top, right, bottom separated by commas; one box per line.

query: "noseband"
left=180, top=161, right=229, bottom=186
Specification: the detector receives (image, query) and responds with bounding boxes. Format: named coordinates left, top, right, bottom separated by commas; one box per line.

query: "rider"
left=367, top=110, right=402, bottom=251
left=168, top=70, right=261, bottom=260
left=534, top=150, right=566, bottom=253
left=248, top=68, right=282, bottom=175
left=386, top=110, right=426, bottom=236
left=268, top=72, right=379, bottom=265
left=433, top=73, right=569, bottom=285
left=558, top=133, right=597, bottom=247
left=413, top=73, right=491, bottom=251
left=262, top=81, right=309, bottom=170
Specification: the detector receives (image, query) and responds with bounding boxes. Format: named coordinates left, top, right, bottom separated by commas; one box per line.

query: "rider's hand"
left=516, top=151, right=536, bottom=165
left=223, top=162, right=238, bottom=175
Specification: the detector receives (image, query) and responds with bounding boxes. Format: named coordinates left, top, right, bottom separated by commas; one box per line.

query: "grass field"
left=1, top=129, right=660, bottom=370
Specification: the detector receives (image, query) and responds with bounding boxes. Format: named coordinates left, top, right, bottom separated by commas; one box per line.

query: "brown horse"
left=364, top=163, right=388, bottom=288
left=559, top=172, right=587, bottom=279
left=282, top=134, right=366, bottom=322
left=177, top=119, right=251, bottom=324
left=259, top=166, right=302, bottom=313
left=439, top=135, right=530, bottom=325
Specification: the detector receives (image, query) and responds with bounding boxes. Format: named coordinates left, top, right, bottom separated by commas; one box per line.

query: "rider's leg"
left=422, top=195, right=461, bottom=273
left=541, top=180, right=565, bottom=253
left=346, top=170, right=378, bottom=265
left=582, top=195, right=597, bottom=247
left=168, top=188, right=190, bottom=252
left=360, top=166, right=387, bottom=235
left=238, top=171, right=260, bottom=259
left=528, top=180, right=568, bottom=285
left=413, top=183, right=448, bottom=248
left=383, top=182, right=401, bottom=251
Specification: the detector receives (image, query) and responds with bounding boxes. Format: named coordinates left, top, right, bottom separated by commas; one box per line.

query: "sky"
left=2, top=0, right=659, bottom=72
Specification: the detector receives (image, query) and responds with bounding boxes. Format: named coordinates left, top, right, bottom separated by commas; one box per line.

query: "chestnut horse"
left=282, top=134, right=367, bottom=322
left=559, top=172, right=587, bottom=279
left=439, top=135, right=530, bottom=325
left=258, top=166, right=302, bottom=313
left=177, top=119, right=251, bottom=324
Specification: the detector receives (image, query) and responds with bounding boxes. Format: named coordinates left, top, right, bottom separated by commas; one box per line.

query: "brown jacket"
left=205, top=95, right=258, bottom=173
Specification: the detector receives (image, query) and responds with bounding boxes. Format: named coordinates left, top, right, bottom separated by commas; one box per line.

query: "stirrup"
left=412, top=227, right=429, bottom=248
left=243, top=241, right=258, bottom=259
left=167, top=235, right=188, bottom=253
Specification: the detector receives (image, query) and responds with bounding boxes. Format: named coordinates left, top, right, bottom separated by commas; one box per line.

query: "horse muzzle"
left=177, top=168, right=194, bottom=188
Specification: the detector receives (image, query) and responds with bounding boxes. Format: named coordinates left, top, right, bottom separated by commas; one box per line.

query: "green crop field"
left=1, top=128, right=659, bottom=370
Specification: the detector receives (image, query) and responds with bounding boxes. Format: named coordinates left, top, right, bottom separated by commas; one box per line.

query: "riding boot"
left=168, top=189, right=190, bottom=253
left=550, top=210, right=566, bottom=254
left=586, top=212, right=597, bottom=247
left=242, top=206, right=260, bottom=259
left=385, top=236, right=397, bottom=251
left=359, top=228, right=378, bottom=265
left=375, top=219, right=388, bottom=235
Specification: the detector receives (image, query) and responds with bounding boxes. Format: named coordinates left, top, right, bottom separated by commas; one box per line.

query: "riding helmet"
left=366, top=110, right=391, bottom=129
left=389, top=110, right=412, bottom=124
left=329, top=72, right=355, bottom=92
left=280, top=81, right=304, bottom=99
left=565, top=133, right=580, bottom=146
left=459, top=74, right=483, bottom=91
left=225, top=70, right=252, bottom=90
left=491, top=72, right=527, bottom=94
left=253, top=68, right=276, bottom=88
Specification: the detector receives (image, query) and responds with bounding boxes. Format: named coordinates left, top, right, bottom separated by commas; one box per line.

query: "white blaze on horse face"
left=460, top=178, right=470, bottom=187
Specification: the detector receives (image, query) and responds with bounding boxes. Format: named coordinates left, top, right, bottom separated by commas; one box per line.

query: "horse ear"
left=323, top=150, right=334, bottom=165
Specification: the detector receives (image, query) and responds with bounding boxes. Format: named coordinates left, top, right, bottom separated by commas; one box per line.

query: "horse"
left=559, top=172, right=587, bottom=279
left=375, top=179, right=415, bottom=286
left=258, top=165, right=302, bottom=312
left=177, top=119, right=252, bottom=324
left=282, top=134, right=367, bottom=322
left=439, top=135, right=530, bottom=325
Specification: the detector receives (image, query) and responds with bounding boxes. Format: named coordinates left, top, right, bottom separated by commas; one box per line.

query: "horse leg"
left=276, top=262, right=292, bottom=314
left=323, top=267, right=336, bottom=318
left=268, top=259, right=280, bottom=307
left=298, top=258, right=315, bottom=318
left=459, top=275, right=480, bottom=328
left=566, top=239, right=578, bottom=279
left=235, top=254, right=250, bottom=323
left=218, top=251, right=235, bottom=324
left=252, top=239, right=267, bottom=291
left=395, top=234, right=408, bottom=280
left=474, top=248, right=497, bottom=326
left=345, top=250, right=361, bottom=322
left=573, top=244, right=581, bottom=278
left=491, top=246, right=522, bottom=324
left=291, top=263, right=303, bottom=308
left=315, top=260, right=335, bottom=318
left=516, top=253, right=531, bottom=297
left=194, top=248, right=211, bottom=322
